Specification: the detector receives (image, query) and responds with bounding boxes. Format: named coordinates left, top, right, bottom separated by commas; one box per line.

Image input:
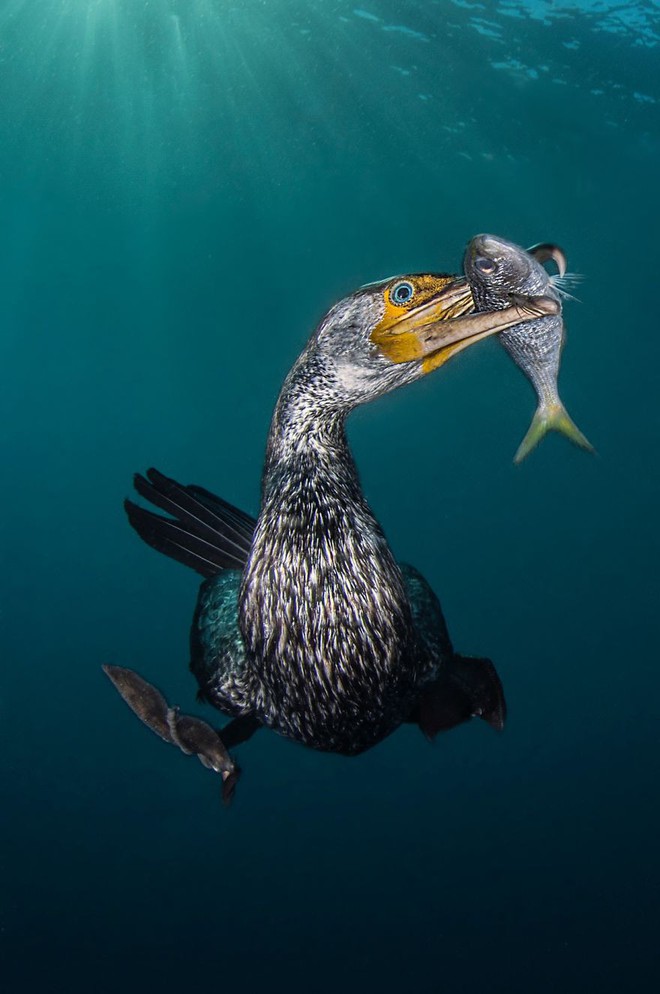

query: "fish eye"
left=389, top=281, right=415, bottom=305
left=475, top=257, right=497, bottom=275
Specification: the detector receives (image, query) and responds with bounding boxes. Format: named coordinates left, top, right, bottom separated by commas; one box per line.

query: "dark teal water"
left=2, top=1, right=659, bottom=990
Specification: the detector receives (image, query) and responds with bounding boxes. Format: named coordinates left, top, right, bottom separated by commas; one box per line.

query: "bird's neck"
left=261, top=352, right=358, bottom=500
left=239, top=351, right=414, bottom=693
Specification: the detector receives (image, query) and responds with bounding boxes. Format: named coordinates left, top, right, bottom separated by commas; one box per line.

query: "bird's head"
left=302, top=271, right=554, bottom=409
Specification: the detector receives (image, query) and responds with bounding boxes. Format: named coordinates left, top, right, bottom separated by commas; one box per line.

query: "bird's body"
left=231, top=344, right=425, bottom=753
left=106, top=266, right=557, bottom=799
left=193, top=563, right=446, bottom=755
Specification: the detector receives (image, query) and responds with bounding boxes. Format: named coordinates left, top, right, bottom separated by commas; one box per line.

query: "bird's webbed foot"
left=103, top=664, right=241, bottom=804
left=411, top=654, right=506, bottom=740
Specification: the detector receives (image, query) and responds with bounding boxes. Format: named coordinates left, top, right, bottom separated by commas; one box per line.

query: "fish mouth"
left=371, top=274, right=559, bottom=371
left=471, top=233, right=506, bottom=256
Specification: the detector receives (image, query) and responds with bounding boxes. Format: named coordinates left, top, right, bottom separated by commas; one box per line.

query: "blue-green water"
left=2, top=1, right=659, bottom=990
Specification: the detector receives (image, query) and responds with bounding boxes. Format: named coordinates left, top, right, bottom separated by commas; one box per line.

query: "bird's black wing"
left=125, top=467, right=257, bottom=577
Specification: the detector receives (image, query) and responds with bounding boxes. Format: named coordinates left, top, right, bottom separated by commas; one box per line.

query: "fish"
left=463, top=233, right=593, bottom=463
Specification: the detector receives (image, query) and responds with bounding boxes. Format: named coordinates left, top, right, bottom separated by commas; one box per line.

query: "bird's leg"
left=409, top=674, right=474, bottom=739
left=217, top=714, right=262, bottom=749
left=103, top=664, right=240, bottom=804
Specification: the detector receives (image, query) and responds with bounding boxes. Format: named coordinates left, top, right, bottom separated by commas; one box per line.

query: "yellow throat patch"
left=370, top=274, right=475, bottom=369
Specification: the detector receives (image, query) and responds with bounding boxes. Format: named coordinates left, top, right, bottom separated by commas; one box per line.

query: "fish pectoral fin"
left=413, top=654, right=506, bottom=740
left=103, top=664, right=240, bottom=803
left=515, top=403, right=595, bottom=463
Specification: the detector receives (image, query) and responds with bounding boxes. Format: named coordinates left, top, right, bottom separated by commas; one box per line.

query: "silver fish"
left=463, top=233, right=593, bottom=463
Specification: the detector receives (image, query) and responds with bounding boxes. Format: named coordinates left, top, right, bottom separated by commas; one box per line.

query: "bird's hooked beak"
left=370, top=275, right=559, bottom=373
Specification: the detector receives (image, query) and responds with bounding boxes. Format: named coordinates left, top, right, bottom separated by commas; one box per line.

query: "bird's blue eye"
left=390, top=281, right=414, bottom=305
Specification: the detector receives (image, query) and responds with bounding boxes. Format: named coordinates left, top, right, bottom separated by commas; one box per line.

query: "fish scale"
left=500, top=310, right=563, bottom=406
left=464, top=234, right=593, bottom=463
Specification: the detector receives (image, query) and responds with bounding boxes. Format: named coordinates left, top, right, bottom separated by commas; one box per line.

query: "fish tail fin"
left=514, top=403, right=594, bottom=463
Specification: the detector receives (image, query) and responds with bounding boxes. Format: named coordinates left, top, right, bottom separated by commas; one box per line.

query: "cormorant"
left=104, top=270, right=557, bottom=801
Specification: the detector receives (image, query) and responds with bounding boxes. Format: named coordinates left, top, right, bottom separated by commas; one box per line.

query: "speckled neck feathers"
left=238, top=350, right=422, bottom=752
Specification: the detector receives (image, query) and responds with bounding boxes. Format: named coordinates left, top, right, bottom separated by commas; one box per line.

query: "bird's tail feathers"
left=125, top=468, right=257, bottom=577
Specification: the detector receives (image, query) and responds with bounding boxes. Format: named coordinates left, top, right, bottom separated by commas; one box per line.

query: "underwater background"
left=2, top=1, right=659, bottom=990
